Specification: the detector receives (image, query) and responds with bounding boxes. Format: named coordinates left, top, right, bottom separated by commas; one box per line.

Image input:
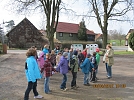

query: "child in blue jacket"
left=80, top=53, right=94, bottom=86
left=24, top=48, right=43, bottom=100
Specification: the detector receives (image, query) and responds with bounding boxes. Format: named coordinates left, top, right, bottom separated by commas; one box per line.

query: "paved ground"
left=0, top=52, right=134, bottom=100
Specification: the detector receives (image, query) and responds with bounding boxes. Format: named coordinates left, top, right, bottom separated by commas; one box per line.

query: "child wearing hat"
left=70, top=50, right=79, bottom=89
left=80, top=53, right=94, bottom=86
left=56, top=52, right=69, bottom=91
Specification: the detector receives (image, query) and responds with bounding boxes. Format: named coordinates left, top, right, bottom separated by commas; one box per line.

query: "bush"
left=128, top=32, right=134, bottom=51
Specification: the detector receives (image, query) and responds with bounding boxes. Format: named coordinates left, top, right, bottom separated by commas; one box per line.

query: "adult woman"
left=103, top=44, right=114, bottom=79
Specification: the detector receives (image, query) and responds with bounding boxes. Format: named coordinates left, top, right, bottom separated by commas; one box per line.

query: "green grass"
left=108, top=40, right=125, bottom=46
left=99, top=50, right=134, bottom=55
left=114, top=51, right=134, bottom=55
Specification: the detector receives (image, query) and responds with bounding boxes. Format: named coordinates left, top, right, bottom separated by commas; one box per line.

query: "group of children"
left=24, top=45, right=100, bottom=100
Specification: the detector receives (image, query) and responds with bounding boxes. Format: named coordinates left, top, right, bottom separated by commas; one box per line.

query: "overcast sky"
left=0, top=0, right=134, bottom=34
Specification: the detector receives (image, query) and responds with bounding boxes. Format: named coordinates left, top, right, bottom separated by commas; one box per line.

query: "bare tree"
left=11, top=0, right=61, bottom=49
left=87, top=0, right=134, bottom=48
left=108, top=29, right=125, bottom=46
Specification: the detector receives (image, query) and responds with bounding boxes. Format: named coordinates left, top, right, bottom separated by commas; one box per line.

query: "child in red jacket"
left=41, top=53, right=55, bottom=94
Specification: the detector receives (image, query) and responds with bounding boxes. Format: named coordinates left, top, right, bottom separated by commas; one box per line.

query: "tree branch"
left=108, top=0, right=118, bottom=17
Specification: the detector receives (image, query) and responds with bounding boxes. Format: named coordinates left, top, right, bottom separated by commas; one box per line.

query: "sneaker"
left=83, top=84, right=90, bottom=86
left=75, top=85, right=79, bottom=88
left=34, top=95, right=43, bottom=99
left=63, top=88, right=68, bottom=91
left=107, top=77, right=112, bottom=79
left=45, top=92, right=52, bottom=94
left=96, top=77, right=99, bottom=80
left=71, top=86, right=77, bottom=90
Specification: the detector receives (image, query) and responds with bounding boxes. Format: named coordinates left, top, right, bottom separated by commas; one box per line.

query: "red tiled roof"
left=86, top=29, right=95, bottom=35
left=56, top=22, right=95, bottom=35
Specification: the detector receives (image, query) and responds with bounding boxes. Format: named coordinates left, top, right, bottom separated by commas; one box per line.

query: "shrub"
left=128, top=32, right=134, bottom=51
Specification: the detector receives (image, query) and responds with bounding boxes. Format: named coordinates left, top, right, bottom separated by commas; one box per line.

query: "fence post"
left=2, top=44, right=7, bottom=54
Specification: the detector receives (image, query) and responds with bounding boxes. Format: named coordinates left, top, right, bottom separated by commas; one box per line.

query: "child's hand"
left=92, top=68, right=95, bottom=71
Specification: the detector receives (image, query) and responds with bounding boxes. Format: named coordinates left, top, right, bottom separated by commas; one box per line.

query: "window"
left=69, top=33, right=73, bottom=37
left=59, top=32, right=63, bottom=37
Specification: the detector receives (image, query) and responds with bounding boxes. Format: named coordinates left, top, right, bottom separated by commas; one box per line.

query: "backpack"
left=78, top=53, right=85, bottom=63
left=70, top=58, right=75, bottom=65
left=69, top=58, right=76, bottom=71
left=91, top=56, right=98, bottom=69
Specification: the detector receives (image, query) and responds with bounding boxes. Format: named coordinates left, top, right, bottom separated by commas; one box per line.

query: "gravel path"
left=0, top=53, right=134, bottom=100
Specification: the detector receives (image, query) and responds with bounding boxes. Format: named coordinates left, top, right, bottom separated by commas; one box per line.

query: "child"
left=70, top=50, right=79, bottom=89
left=56, top=52, right=62, bottom=67
left=90, top=52, right=98, bottom=82
left=56, top=52, right=69, bottom=91
left=80, top=53, right=94, bottom=86
left=41, top=53, right=55, bottom=94
left=96, top=48, right=100, bottom=78
left=37, top=51, right=44, bottom=69
left=24, top=48, right=43, bottom=100
left=50, top=50, right=56, bottom=67
left=42, top=44, right=49, bottom=60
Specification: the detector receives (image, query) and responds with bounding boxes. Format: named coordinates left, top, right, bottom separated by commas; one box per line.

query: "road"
left=112, top=46, right=128, bottom=51
left=7, top=46, right=128, bottom=54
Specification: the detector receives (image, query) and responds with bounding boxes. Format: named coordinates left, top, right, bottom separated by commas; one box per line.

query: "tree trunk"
left=102, top=31, right=108, bottom=49
left=49, top=37, right=54, bottom=50
left=120, top=40, right=121, bottom=46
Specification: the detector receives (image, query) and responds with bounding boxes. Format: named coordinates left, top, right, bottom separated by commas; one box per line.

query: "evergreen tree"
left=128, top=32, right=134, bottom=51
left=78, top=19, right=87, bottom=41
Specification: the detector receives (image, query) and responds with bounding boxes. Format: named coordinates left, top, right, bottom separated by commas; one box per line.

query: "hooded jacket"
left=37, top=51, right=44, bottom=69
left=56, top=56, right=68, bottom=74
left=80, top=58, right=94, bottom=73
left=25, top=56, right=41, bottom=82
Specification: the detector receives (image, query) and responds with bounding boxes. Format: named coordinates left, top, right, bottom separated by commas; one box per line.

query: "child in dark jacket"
left=90, top=52, right=98, bottom=82
left=41, top=53, right=55, bottom=94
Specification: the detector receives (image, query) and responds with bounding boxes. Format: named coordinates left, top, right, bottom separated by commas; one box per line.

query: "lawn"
left=99, top=50, right=134, bottom=55
left=108, top=40, right=125, bottom=46
left=114, top=51, right=134, bottom=55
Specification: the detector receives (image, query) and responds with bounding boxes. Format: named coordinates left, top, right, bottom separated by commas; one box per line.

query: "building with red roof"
left=54, top=22, right=96, bottom=43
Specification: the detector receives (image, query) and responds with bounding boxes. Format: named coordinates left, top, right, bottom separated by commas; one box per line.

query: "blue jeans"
left=60, top=74, right=67, bottom=89
left=44, top=77, right=50, bottom=93
left=84, top=73, right=90, bottom=84
left=105, top=63, right=108, bottom=75
left=107, top=65, right=112, bottom=77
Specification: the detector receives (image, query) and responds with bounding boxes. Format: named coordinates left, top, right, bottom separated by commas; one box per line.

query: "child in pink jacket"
left=37, top=51, right=45, bottom=69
